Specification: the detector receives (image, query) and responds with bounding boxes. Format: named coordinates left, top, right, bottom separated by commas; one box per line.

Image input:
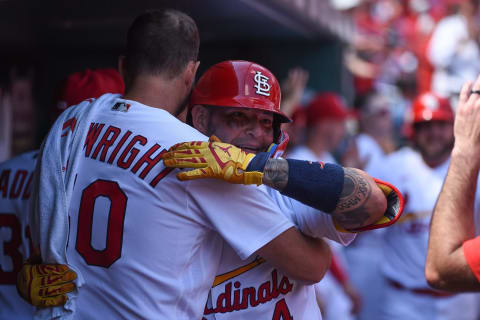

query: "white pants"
left=315, top=272, right=354, bottom=320
left=343, top=234, right=384, bottom=320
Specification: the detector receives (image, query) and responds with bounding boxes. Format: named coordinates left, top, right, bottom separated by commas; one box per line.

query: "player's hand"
left=17, top=262, right=77, bottom=308
left=453, top=76, right=480, bottom=160
left=338, top=178, right=404, bottom=232
left=162, top=136, right=263, bottom=185
left=281, top=67, right=309, bottom=117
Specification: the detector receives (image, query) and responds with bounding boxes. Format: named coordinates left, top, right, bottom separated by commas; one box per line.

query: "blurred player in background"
left=374, top=91, right=480, bottom=320
left=0, top=68, right=124, bottom=319
left=285, top=93, right=362, bottom=320
left=288, top=92, right=349, bottom=164
left=342, top=89, right=397, bottom=320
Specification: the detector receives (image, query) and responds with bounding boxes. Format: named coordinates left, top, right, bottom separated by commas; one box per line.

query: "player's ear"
left=191, top=105, right=209, bottom=133
left=183, top=60, right=200, bottom=90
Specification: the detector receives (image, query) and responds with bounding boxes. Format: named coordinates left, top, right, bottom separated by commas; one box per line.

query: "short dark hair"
left=125, top=9, right=199, bottom=84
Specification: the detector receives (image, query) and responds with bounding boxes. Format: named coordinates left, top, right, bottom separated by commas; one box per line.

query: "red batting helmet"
left=411, top=92, right=454, bottom=124
left=190, top=60, right=291, bottom=123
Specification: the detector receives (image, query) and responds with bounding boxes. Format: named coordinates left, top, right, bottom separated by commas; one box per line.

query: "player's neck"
left=423, top=152, right=450, bottom=169
left=124, top=75, right=185, bottom=115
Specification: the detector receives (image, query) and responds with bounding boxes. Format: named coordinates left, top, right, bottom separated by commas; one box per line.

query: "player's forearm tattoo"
left=262, top=158, right=289, bottom=191
left=332, top=168, right=372, bottom=229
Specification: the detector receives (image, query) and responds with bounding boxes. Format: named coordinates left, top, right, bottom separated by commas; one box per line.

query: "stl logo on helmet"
left=253, top=71, right=271, bottom=96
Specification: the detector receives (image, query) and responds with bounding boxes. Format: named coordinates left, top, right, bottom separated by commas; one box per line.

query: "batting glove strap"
left=246, top=152, right=270, bottom=172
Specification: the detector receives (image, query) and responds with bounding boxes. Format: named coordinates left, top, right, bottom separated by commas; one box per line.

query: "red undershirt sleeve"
left=462, top=236, right=480, bottom=283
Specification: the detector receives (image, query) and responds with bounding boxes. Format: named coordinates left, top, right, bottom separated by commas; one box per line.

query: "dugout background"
left=0, top=0, right=354, bottom=154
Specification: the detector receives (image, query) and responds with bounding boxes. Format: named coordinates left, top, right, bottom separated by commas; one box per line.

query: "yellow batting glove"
left=17, top=263, right=77, bottom=308
left=162, top=136, right=263, bottom=185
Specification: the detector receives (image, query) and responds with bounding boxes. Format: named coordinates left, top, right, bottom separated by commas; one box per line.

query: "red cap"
left=191, top=60, right=291, bottom=123
left=305, top=93, right=349, bottom=125
left=291, top=107, right=307, bottom=126
left=53, top=68, right=125, bottom=119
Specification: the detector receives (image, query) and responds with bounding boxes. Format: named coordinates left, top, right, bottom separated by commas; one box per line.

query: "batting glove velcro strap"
left=246, top=152, right=270, bottom=173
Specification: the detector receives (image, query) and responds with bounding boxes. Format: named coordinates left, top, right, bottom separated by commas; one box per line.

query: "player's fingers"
left=168, top=141, right=207, bottom=152
left=35, top=264, right=71, bottom=276
left=468, top=75, right=480, bottom=105
left=163, top=158, right=208, bottom=168
left=162, top=148, right=205, bottom=160
left=40, top=270, right=77, bottom=286
left=460, top=80, right=473, bottom=108
left=176, top=168, right=209, bottom=181
left=37, top=281, right=74, bottom=298
left=473, top=73, right=480, bottom=91
left=39, top=294, right=68, bottom=308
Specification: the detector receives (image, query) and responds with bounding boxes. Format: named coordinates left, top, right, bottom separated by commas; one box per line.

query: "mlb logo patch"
left=112, top=102, right=131, bottom=112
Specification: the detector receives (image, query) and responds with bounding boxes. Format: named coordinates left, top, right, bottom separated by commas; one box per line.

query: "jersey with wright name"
left=35, top=93, right=295, bottom=319
left=0, top=150, right=37, bottom=319
left=203, top=185, right=355, bottom=320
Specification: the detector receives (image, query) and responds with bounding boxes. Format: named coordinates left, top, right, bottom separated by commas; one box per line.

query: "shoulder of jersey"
left=0, top=149, right=39, bottom=168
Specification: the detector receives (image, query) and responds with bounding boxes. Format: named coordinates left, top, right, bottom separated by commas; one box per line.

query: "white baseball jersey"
left=374, top=146, right=480, bottom=319
left=0, top=150, right=37, bottom=319
left=34, top=94, right=295, bottom=319
left=287, top=145, right=356, bottom=320
left=203, top=186, right=355, bottom=320
left=355, top=133, right=386, bottom=175
left=287, top=145, right=336, bottom=165
left=343, top=134, right=389, bottom=320
left=376, top=147, right=445, bottom=287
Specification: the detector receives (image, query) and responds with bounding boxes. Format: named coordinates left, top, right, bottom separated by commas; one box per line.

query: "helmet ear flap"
left=268, top=130, right=289, bottom=158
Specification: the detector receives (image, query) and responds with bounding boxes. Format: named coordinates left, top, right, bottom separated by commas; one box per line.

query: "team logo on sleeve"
left=112, top=102, right=131, bottom=112
left=254, top=71, right=271, bottom=96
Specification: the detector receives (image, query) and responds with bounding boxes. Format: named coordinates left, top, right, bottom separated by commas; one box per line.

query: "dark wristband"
left=246, top=152, right=270, bottom=172
left=281, top=160, right=344, bottom=213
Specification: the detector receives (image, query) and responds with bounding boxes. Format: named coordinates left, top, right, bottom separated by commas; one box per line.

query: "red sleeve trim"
left=329, top=254, right=348, bottom=285
left=462, top=236, right=480, bottom=283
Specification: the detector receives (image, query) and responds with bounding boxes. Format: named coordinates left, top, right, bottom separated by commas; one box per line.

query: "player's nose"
left=245, top=121, right=264, bottom=138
